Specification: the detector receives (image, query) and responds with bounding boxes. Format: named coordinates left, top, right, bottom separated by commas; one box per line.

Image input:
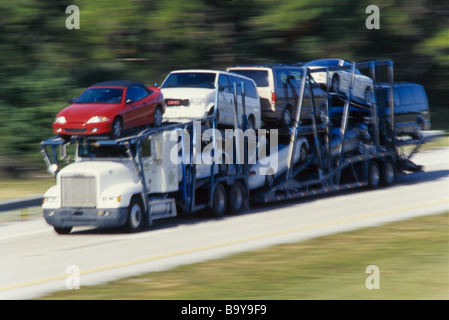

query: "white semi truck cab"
left=42, top=130, right=182, bottom=234
left=42, top=122, right=252, bottom=234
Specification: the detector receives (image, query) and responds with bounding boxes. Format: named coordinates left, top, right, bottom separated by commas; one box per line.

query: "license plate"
left=166, top=99, right=189, bottom=106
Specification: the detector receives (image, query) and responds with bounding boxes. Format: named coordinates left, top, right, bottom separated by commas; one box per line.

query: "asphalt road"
left=0, top=147, right=448, bottom=300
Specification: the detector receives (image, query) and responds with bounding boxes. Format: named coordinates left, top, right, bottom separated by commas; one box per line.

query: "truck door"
left=141, top=133, right=179, bottom=194
left=140, top=137, right=155, bottom=191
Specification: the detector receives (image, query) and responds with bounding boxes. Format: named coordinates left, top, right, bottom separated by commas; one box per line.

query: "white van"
left=160, top=70, right=262, bottom=129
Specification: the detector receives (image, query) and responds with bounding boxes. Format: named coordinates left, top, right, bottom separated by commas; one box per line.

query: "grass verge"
left=40, top=212, right=449, bottom=300
left=0, top=177, right=55, bottom=201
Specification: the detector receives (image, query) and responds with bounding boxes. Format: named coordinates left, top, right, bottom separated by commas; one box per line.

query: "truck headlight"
left=102, top=195, right=122, bottom=203
left=43, top=196, right=58, bottom=203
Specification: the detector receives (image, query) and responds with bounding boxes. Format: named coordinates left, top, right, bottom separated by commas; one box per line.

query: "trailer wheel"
left=228, top=181, right=245, bottom=214
left=380, top=160, right=395, bottom=186
left=368, top=161, right=380, bottom=188
left=126, top=197, right=144, bottom=232
left=54, top=226, right=72, bottom=235
left=212, top=183, right=227, bottom=218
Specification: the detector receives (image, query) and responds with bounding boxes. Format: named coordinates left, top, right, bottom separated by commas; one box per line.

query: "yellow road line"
left=1, top=198, right=448, bottom=294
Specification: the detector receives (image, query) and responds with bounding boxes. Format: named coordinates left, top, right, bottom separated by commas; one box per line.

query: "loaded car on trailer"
left=376, top=82, right=431, bottom=139
left=160, top=69, right=262, bottom=130
left=227, top=64, right=328, bottom=128
left=53, top=80, right=165, bottom=140
left=301, top=58, right=374, bottom=106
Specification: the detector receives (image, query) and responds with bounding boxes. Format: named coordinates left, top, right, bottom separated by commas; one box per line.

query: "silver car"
left=302, top=59, right=374, bottom=105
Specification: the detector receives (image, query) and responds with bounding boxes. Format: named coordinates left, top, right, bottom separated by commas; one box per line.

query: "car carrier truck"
left=41, top=60, right=426, bottom=234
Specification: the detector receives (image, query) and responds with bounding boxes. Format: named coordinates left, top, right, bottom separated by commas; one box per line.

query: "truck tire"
left=380, top=160, right=395, bottom=186
left=228, top=181, right=245, bottom=214
left=368, top=161, right=380, bottom=188
left=54, top=226, right=72, bottom=235
left=212, top=183, right=227, bottom=218
left=126, top=197, right=144, bottom=232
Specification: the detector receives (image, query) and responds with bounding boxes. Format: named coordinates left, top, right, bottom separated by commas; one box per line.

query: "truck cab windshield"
left=78, top=144, right=131, bottom=159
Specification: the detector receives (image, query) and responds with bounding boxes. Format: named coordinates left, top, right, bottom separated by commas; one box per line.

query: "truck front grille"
left=61, top=176, right=96, bottom=208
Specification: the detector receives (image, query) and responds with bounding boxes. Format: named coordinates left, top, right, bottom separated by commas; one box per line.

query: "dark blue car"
left=376, top=82, right=431, bottom=139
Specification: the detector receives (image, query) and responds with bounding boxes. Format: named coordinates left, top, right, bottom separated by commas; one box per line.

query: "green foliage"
left=0, top=0, right=447, bottom=172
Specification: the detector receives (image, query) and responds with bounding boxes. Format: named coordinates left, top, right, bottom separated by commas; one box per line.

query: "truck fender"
left=99, top=182, right=145, bottom=210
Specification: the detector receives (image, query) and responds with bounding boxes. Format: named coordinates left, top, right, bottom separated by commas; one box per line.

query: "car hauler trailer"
left=41, top=60, right=426, bottom=234
left=249, top=60, right=425, bottom=203
left=41, top=82, right=254, bottom=234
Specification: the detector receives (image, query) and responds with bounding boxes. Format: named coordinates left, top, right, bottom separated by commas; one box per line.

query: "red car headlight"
left=86, top=116, right=111, bottom=124
left=54, top=116, right=67, bottom=124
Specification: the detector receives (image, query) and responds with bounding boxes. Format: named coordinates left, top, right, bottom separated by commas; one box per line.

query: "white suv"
left=160, top=70, right=262, bottom=129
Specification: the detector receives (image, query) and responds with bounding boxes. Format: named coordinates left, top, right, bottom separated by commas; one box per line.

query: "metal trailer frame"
left=251, top=59, right=424, bottom=204
left=41, top=82, right=252, bottom=227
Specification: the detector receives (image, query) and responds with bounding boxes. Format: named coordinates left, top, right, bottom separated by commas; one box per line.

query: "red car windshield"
left=76, top=88, right=123, bottom=104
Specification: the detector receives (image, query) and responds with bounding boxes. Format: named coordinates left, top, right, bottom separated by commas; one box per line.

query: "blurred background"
left=0, top=0, right=447, bottom=175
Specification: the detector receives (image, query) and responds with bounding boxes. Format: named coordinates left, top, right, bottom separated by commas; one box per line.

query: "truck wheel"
left=228, top=181, right=245, bottom=214
left=212, top=183, right=227, bottom=218
left=368, top=161, right=380, bottom=188
left=126, top=197, right=144, bottom=232
left=380, top=160, right=395, bottom=186
left=54, top=226, right=72, bottom=235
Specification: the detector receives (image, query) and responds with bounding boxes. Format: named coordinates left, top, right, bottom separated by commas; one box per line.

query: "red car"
left=53, top=80, right=165, bottom=139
